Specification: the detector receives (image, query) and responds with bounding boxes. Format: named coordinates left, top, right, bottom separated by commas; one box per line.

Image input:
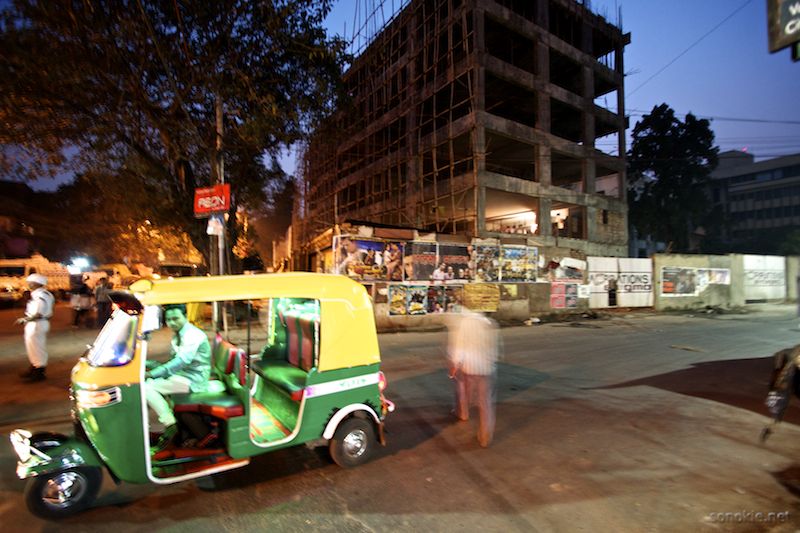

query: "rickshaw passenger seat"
left=253, top=310, right=317, bottom=401
left=172, top=336, right=246, bottom=419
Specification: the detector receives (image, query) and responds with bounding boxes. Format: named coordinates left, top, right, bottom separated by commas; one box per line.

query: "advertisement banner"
left=500, top=245, right=537, bottom=282
left=388, top=285, right=408, bottom=315
left=437, top=244, right=472, bottom=280
left=334, top=236, right=404, bottom=281
left=661, top=267, right=698, bottom=296
left=463, top=283, right=500, bottom=312
left=194, top=184, right=231, bottom=218
left=426, top=285, right=463, bottom=313
left=743, top=254, right=786, bottom=301
left=617, top=258, right=654, bottom=307
left=550, top=283, right=566, bottom=309
left=405, top=242, right=438, bottom=280
left=406, top=285, right=428, bottom=315
left=474, top=241, right=499, bottom=282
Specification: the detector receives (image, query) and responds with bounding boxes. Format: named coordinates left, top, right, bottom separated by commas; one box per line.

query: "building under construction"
left=294, top=0, right=629, bottom=269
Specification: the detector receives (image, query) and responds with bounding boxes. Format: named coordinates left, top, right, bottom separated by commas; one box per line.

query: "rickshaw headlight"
left=75, top=387, right=121, bottom=408
left=378, top=371, right=387, bottom=392
left=10, top=429, right=33, bottom=463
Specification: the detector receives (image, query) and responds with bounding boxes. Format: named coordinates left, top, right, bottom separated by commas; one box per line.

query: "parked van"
left=0, top=254, right=70, bottom=303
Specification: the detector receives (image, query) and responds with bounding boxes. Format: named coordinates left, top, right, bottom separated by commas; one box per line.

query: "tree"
left=0, top=0, right=347, bottom=262
left=627, top=103, right=719, bottom=252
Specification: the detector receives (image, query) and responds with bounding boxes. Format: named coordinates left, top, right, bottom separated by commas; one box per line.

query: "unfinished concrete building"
left=296, top=0, right=629, bottom=265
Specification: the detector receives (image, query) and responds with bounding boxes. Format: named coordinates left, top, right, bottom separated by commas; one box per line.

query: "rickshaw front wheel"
left=329, top=417, right=376, bottom=468
left=24, top=466, right=102, bottom=520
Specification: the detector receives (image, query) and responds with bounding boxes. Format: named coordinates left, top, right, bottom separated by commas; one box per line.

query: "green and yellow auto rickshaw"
left=10, top=273, right=394, bottom=519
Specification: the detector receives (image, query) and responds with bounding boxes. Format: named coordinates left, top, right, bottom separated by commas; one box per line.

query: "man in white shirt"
left=16, top=273, right=55, bottom=382
left=447, top=310, right=500, bottom=447
left=145, top=303, right=211, bottom=448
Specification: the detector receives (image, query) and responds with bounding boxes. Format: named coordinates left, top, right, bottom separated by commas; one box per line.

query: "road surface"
left=0, top=303, right=799, bottom=531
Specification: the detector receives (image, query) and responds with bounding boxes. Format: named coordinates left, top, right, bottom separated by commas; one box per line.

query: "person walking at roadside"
left=447, top=309, right=500, bottom=447
left=16, top=274, right=55, bottom=382
left=71, top=275, right=93, bottom=328
left=94, top=277, right=112, bottom=327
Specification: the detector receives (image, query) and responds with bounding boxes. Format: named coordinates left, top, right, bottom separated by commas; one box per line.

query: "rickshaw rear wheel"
left=24, top=466, right=102, bottom=520
left=329, top=417, right=376, bottom=468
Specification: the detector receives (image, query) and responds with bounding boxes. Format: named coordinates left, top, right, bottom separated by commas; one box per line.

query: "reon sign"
left=194, top=184, right=231, bottom=217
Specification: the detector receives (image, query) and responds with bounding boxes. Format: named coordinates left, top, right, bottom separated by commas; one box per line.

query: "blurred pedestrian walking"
left=447, top=310, right=500, bottom=447
left=71, top=275, right=93, bottom=328
left=16, top=273, right=54, bottom=382
left=94, top=277, right=112, bottom=327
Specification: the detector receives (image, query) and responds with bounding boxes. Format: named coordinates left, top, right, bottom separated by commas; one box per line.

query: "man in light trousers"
left=448, top=310, right=500, bottom=447
left=16, top=273, right=55, bottom=382
left=145, top=303, right=211, bottom=449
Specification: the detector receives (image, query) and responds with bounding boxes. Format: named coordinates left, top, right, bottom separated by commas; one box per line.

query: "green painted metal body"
left=227, top=363, right=383, bottom=459
left=72, top=382, right=149, bottom=483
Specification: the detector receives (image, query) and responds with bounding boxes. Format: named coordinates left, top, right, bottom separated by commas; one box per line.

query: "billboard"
left=194, top=184, right=231, bottom=217
left=768, top=0, right=800, bottom=53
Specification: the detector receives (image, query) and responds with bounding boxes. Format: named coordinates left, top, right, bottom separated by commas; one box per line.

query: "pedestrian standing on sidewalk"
left=447, top=309, right=500, bottom=447
left=95, top=277, right=112, bottom=327
left=71, top=275, right=93, bottom=328
left=15, top=273, right=54, bottom=382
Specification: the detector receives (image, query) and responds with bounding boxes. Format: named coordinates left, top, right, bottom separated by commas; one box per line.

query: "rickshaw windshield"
left=87, top=310, right=137, bottom=367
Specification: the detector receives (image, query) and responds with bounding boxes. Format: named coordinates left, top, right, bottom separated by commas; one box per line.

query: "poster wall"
left=463, top=283, right=500, bottom=312
left=437, top=244, right=472, bottom=280
left=427, top=285, right=464, bottom=313
left=500, top=245, right=538, bottom=282
left=588, top=257, right=653, bottom=308
left=334, top=236, right=404, bottom=281
left=405, top=242, right=438, bottom=280
left=661, top=267, right=698, bottom=296
left=388, top=284, right=432, bottom=315
left=550, top=283, right=578, bottom=309
left=474, top=241, right=499, bottom=282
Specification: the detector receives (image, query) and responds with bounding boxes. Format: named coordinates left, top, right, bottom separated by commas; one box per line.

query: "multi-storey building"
left=710, top=150, right=800, bottom=253
left=295, top=0, right=629, bottom=267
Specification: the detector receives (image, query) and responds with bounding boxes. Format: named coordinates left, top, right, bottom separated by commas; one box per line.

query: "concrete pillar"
left=477, top=184, right=486, bottom=235
left=539, top=197, right=552, bottom=237
left=615, top=43, right=627, bottom=200
left=536, top=144, right=552, bottom=187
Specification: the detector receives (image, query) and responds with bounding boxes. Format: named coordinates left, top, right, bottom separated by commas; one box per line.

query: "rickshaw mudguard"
left=12, top=431, right=104, bottom=480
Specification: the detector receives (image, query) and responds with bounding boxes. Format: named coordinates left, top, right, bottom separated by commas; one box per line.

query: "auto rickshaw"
left=10, top=273, right=394, bottom=519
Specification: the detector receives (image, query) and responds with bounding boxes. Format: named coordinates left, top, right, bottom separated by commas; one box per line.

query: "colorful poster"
left=463, top=283, right=500, bottom=312
left=565, top=283, right=578, bottom=308
left=427, top=285, right=464, bottom=313
left=474, top=242, right=499, bottom=282
left=437, top=244, right=472, bottom=280
left=550, top=283, right=566, bottom=309
left=661, top=267, right=698, bottom=296
left=334, top=236, right=404, bottom=281
left=388, top=285, right=408, bottom=315
left=405, top=242, right=438, bottom=281
left=407, top=285, right=428, bottom=315
left=500, top=245, right=537, bottom=281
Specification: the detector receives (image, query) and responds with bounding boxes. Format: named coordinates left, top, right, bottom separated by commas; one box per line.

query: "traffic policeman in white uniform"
left=16, top=273, right=55, bottom=382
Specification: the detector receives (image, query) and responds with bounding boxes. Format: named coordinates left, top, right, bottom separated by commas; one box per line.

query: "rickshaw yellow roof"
left=129, top=273, right=368, bottom=307
left=128, top=273, right=380, bottom=371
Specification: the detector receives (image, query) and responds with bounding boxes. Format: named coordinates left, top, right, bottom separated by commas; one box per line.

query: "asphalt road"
left=1, top=304, right=800, bottom=532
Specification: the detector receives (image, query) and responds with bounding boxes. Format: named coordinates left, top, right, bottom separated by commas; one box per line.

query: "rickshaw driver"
left=144, top=303, right=212, bottom=448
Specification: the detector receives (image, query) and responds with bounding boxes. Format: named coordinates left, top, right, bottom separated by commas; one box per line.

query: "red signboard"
left=194, top=184, right=230, bottom=217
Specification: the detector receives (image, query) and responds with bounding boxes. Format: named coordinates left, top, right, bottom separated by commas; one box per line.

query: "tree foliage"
left=627, top=103, right=719, bottom=252
left=0, top=0, right=348, bottom=261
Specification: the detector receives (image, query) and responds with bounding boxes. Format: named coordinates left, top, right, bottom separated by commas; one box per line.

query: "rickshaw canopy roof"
left=128, top=273, right=380, bottom=371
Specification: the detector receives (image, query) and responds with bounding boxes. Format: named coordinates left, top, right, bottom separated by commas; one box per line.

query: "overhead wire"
left=626, top=0, right=754, bottom=97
